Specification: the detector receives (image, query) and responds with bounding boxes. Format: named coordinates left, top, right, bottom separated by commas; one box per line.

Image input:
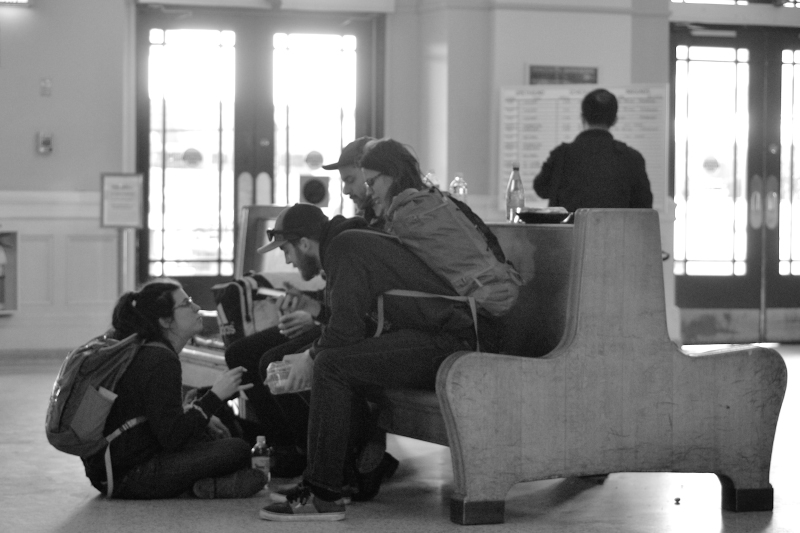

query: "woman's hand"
left=279, top=310, right=316, bottom=339
left=206, top=415, right=231, bottom=439
left=283, top=350, right=313, bottom=392
left=210, top=366, right=253, bottom=401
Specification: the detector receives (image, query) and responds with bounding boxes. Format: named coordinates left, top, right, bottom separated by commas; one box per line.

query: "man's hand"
left=279, top=310, right=316, bottom=339
left=282, top=350, right=313, bottom=392
left=207, top=415, right=231, bottom=439
left=277, top=282, right=322, bottom=318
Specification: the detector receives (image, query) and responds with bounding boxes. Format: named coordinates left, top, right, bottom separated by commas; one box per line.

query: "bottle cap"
left=256, top=435, right=266, bottom=444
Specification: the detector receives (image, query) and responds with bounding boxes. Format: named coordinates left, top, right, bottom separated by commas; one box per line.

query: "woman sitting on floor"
left=82, top=278, right=267, bottom=499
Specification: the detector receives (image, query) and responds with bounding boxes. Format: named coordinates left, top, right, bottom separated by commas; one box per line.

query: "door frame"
left=671, top=23, right=800, bottom=343
left=134, top=6, right=384, bottom=306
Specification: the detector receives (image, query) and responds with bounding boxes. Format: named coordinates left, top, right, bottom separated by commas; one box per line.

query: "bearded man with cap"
left=322, top=136, right=378, bottom=222
left=258, top=202, right=478, bottom=521
left=223, top=137, right=378, bottom=477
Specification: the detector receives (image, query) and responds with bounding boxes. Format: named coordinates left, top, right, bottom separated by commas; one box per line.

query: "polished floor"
left=2, top=345, right=798, bottom=533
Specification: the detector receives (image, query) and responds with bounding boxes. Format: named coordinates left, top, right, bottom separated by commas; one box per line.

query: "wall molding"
left=670, top=3, right=800, bottom=27
left=0, top=191, right=100, bottom=220
left=136, top=0, right=396, bottom=12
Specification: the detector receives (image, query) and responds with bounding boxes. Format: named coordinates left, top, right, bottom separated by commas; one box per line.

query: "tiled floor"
left=2, top=345, right=798, bottom=533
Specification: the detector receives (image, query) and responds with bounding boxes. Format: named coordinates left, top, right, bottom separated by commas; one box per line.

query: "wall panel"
left=0, top=192, right=118, bottom=352
left=18, top=235, right=55, bottom=306
left=65, top=236, right=117, bottom=305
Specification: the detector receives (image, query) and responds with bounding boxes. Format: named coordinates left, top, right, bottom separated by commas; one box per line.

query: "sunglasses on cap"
left=266, top=229, right=300, bottom=242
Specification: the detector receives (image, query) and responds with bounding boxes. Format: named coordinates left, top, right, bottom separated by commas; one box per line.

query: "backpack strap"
left=242, top=277, right=258, bottom=322
left=103, top=416, right=146, bottom=498
left=375, top=291, right=480, bottom=352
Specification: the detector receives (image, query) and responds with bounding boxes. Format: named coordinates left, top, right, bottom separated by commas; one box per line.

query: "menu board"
left=499, top=84, right=668, bottom=209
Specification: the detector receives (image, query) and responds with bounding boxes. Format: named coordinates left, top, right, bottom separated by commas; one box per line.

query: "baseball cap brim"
left=257, top=239, right=285, bottom=254
left=322, top=161, right=344, bottom=170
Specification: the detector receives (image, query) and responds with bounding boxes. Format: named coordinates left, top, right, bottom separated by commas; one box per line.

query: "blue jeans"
left=112, top=437, right=251, bottom=499
left=304, top=329, right=469, bottom=494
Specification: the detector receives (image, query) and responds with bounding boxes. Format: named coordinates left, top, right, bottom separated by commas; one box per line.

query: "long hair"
left=111, top=278, right=181, bottom=348
left=358, top=138, right=425, bottom=200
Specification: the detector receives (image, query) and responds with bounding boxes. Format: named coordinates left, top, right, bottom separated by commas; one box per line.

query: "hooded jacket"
left=308, top=215, right=476, bottom=359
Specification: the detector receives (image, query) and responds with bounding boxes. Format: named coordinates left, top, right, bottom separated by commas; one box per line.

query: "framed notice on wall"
left=101, top=173, right=144, bottom=228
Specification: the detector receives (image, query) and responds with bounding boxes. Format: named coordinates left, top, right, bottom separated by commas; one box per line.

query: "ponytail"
left=111, top=279, right=181, bottom=346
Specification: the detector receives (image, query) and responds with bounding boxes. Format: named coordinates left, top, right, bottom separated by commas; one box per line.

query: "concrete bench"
left=180, top=209, right=787, bottom=526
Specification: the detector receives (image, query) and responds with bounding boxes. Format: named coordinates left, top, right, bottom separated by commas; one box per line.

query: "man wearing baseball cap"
left=322, top=136, right=377, bottom=222
left=258, top=203, right=477, bottom=521
left=224, top=139, right=376, bottom=480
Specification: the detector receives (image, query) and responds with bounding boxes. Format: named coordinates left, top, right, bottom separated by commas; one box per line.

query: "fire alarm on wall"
left=36, top=132, right=53, bottom=154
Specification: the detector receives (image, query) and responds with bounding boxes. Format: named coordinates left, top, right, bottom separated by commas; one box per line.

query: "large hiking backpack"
left=45, top=332, right=150, bottom=497
left=212, top=273, right=283, bottom=347
left=384, top=187, right=523, bottom=318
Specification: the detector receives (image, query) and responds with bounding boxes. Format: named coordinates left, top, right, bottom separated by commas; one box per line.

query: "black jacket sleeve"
left=533, top=143, right=567, bottom=200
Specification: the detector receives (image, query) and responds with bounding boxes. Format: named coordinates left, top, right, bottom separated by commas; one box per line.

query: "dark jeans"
left=304, top=329, right=470, bottom=494
left=225, top=325, right=320, bottom=447
left=112, top=437, right=251, bottom=499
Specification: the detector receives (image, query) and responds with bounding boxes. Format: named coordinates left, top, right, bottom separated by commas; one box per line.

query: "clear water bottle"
left=266, top=360, right=310, bottom=394
left=506, top=162, right=525, bottom=222
left=449, top=172, right=468, bottom=203
left=422, top=169, right=439, bottom=189
left=251, top=435, right=271, bottom=483
left=265, top=361, right=292, bottom=395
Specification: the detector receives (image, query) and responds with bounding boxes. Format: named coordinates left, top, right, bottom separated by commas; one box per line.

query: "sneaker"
left=260, top=483, right=345, bottom=522
left=270, top=480, right=352, bottom=505
left=192, top=468, right=267, bottom=499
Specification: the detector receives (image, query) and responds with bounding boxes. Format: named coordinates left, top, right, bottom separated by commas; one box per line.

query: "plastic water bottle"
left=266, top=361, right=292, bottom=394
left=506, top=162, right=525, bottom=222
left=422, top=169, right=439, bottom=189
left=251, top=435, right=271, bottom=483
left=449, top=172, right=468, bottom=203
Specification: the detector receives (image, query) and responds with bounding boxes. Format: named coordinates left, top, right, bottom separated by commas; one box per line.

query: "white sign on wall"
left=499, top=84, right=668, bottom=209
left=101, top=173, right=144, bottom=228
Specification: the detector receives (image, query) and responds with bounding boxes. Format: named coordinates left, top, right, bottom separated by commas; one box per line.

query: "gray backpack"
left=385, top=187, right=522, bottom=318
left=45, top=333, right=152, bottom=497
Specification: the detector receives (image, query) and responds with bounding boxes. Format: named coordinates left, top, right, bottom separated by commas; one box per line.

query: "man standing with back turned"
left=533, top=88, right=653, bottom=212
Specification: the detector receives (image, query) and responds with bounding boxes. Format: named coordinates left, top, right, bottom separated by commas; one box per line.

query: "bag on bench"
left=212, top=273, right=283, bottom=347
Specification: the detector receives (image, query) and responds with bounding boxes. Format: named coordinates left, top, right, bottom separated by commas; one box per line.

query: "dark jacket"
left=533, top=129, right=653, bottom=212
left=308, top=216, right=477, bottom=359
left=82, top=343, right=224, bottom=485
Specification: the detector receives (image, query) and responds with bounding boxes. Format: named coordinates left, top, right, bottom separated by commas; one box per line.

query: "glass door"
left=672, top=24, right=800, bottom=343
left=135, top=7, right=383, bottom=306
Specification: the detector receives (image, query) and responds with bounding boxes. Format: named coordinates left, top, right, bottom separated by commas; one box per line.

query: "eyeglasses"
left=362, top=171, right=385, bottom=188
left=173, top=296, right=194, bottom=310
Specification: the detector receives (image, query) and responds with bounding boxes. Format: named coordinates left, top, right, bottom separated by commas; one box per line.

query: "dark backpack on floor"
left=212, top=273, right=282, bottom=347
